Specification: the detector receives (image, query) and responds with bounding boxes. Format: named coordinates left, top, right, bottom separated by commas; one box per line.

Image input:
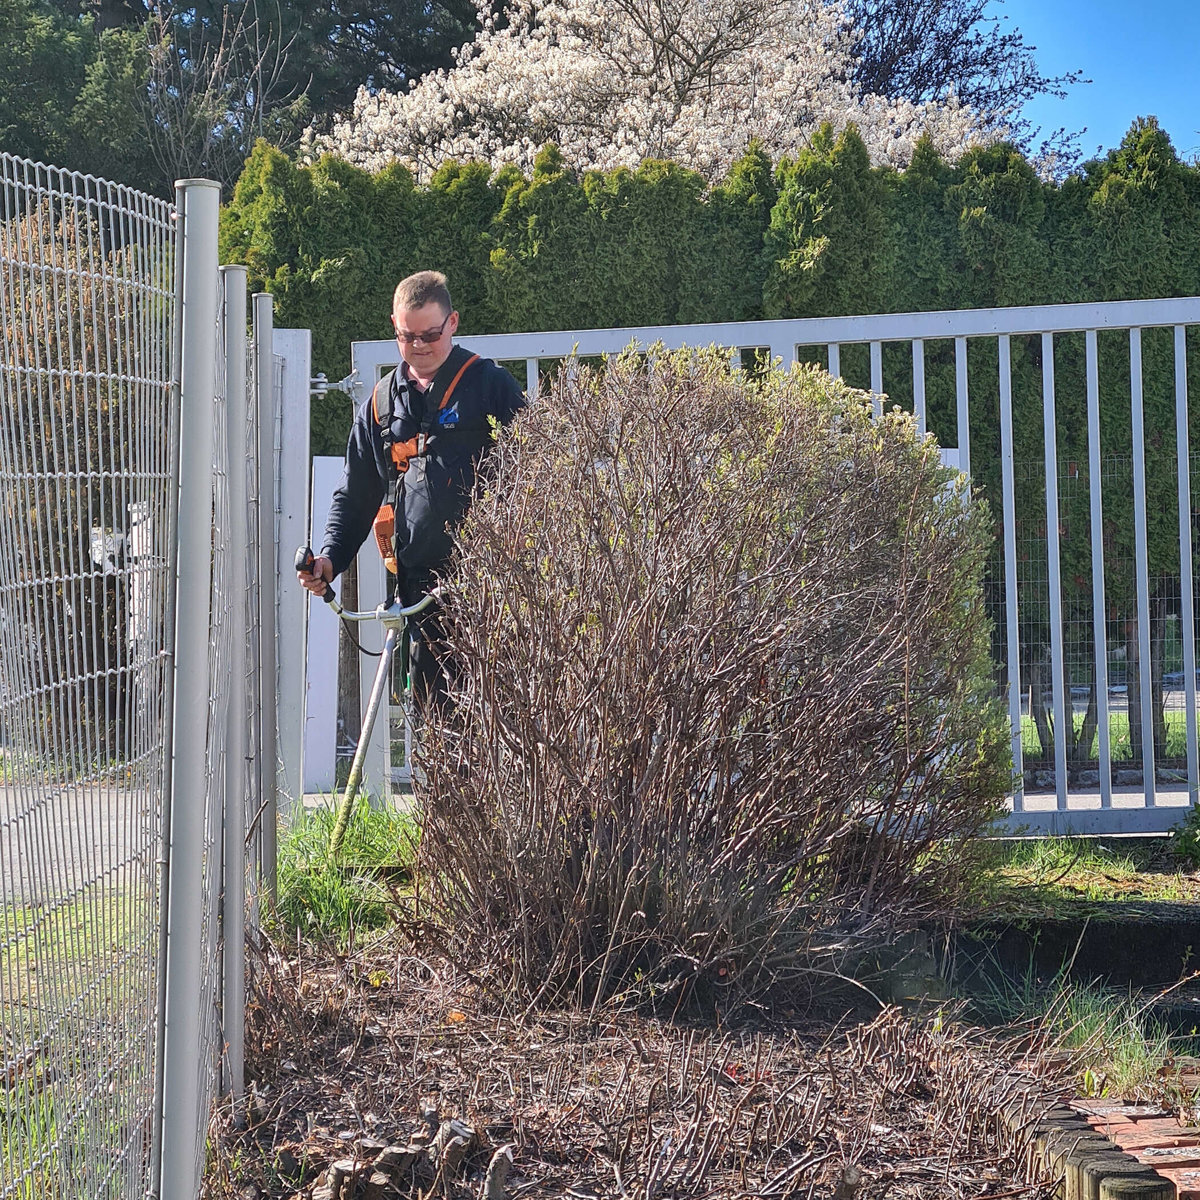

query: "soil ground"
left=204, top=935, right=1065, bottom=1200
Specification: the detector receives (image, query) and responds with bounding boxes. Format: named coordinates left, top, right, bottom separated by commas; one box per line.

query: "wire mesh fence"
left=0, top=157, right=274, bottom=1199
left=0, top=156, right=176, bottom=1197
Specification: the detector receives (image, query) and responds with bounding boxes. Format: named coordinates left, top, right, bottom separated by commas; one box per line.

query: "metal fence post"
left=273, top=329, right=313, bottom=814
left=998, top=335, right=1024, bottom=804
left=221, top=265, right=249, bottom=1115
left=149, top=173, right=188, bottom=1200
left=254, top=292, right=279, bottom=901
left=159, top=177, right=220, bottom=1200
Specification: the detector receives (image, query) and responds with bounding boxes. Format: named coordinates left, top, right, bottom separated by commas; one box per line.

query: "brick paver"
left=1070, top=1099, right=1200, bottom=1198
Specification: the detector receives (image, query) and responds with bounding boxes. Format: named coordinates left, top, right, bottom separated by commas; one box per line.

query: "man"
left=298, top=269, right=525, bottom=712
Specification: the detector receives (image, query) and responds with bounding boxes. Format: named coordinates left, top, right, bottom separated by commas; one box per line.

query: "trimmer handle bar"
left=294, top=545, right=436, bottom=626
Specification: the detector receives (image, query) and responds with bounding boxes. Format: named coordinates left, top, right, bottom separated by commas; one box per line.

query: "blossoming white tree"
left=315, top=0, right=990, bottom=181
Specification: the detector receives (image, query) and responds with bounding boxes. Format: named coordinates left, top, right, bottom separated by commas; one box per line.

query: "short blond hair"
left=393, top=270, right=453, bottom=316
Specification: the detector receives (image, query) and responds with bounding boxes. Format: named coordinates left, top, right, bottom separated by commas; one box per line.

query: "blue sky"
left=996, top=0, right=1200, bottom=161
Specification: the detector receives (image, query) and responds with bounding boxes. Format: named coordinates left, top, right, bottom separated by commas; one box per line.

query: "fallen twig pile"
left=203, top=937, right=1064, bottom=1200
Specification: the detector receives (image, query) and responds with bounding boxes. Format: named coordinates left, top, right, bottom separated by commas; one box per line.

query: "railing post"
left=998, top=335, right=1024, bottom=805
left=221, top=264, right=249, bottom=1116
left=254, top=292, right=279, bottom=901
left=1129, top=327, right=1156, bottom=803
left=1176, top=325, right=1199, bottom=803
left=159, top=176, right=220, bottom=1200
left=954, top=336, right=970, bottom=479
left=348, top=343, right=391, bottom=800
left=1042, top=333, right=1069, bottom=811
left=1086, top=329, right=1113, bottom=808
left=869, top=340, right=883, bottom=417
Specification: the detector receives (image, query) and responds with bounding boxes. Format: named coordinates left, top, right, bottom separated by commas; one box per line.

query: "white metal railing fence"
left=0, top=155, right=283, bottom=1199
left=344, top=298, right=1200, bottom=834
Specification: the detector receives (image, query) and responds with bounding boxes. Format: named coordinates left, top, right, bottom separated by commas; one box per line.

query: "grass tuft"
left=274, top=796, right=415, bottom=946
left=969, top=959, right=1188, bottom=1102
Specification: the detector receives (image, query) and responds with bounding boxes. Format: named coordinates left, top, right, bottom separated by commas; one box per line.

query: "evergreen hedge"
left=221, top=117, right=1200, bottom=766
left=220, top=117, right=1199, bottom=380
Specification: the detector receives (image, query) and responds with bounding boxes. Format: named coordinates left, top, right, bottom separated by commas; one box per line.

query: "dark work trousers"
left=396, top=570, right=452, bottom=723
left=407, top=606, right=451, bottom=721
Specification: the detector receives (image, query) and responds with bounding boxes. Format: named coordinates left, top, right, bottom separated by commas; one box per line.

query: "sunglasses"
left=394, top=311, right=453, bottom=346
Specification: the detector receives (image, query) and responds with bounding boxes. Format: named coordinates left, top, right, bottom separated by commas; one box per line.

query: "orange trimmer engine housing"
left=372, top=504, right=398, bottom=574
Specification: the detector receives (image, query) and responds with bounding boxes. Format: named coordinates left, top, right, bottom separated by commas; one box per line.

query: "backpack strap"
left=430, top=351, right=480, bottom=421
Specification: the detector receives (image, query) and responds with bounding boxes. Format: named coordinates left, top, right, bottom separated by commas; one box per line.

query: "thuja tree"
left=411, top=349, right=1009, bottom=1008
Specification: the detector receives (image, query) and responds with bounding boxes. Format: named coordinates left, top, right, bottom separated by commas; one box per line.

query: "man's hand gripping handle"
left=295, top=546, right=342, bottom=614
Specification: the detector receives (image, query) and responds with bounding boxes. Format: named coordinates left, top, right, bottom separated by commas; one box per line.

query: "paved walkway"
left=0, top=783, right=157, bottom=905
left=1006, top=786, right=1194, bottom=835
left=1078, top=1099, right=1200, bottom=1198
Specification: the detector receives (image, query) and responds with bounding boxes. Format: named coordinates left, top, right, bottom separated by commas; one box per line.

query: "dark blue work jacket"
left=321, top=349, right=524, bottom=589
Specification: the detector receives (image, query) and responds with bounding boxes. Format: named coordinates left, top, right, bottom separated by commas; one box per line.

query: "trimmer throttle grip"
left=295, top=545, right=335, bottom=604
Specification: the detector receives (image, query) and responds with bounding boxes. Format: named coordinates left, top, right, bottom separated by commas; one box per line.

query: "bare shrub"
left=413, top=348, right=1009, bottom=1008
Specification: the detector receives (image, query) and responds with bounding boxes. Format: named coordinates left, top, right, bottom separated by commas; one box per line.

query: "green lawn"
left=973, top=835, right=1200, bottom=912
left=0, top=886, right=159, bottom=1198
left=1020, top=709, right=1191, bottom=761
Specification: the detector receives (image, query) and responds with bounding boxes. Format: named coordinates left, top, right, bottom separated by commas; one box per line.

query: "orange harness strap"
left=369, top=354, right=481, bottom=573
left=375, top=355, right=480, bottom=475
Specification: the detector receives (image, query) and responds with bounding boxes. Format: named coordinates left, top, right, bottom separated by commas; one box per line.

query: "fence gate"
left=0, top=156, right=279, bottom=1199
left=337, top=299, right=1200, bottom=835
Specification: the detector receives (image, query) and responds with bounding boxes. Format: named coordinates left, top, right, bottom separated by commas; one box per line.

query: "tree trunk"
left=1127, top=617, right=1142, bottom=763
left=1029, top=654, right=1053, bottom=763
left=1128, top=602, right=1170, bottom=765
left=1069, top=682, right=1099, bottom=768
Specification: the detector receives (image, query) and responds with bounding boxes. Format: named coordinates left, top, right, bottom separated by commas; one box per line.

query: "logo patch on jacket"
left=437, top=407, right=460, bottom=426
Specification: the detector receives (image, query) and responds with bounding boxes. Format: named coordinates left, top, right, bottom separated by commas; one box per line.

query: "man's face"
left=392, top=301, right=459, bottom=376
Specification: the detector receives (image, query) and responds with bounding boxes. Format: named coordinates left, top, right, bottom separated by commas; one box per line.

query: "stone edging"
left=994, top=1088, right=1177, bottom=1199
